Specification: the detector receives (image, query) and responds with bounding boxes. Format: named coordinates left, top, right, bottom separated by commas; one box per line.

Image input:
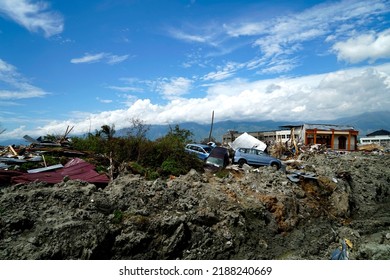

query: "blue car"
left=233, top=148, right=282, bottom=169
left=185, top=144, right=213, bottom=161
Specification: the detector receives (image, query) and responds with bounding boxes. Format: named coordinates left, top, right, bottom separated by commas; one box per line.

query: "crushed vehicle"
left=233, top=147, right=282, bottom=169
left=185, top=143, right=213, bottom=161
left=205, top=146, right=230, bottom=169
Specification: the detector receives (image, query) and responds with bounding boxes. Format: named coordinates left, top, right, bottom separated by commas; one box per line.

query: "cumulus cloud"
left=332, top=29, right=390, bottom=63
left=0, top=58, right=48, bottom=101
left=0, top=0, right=63, bottom=37
left=3, top=63, right=389, bottom=140
left=156, top=77, right=193, bottom=99
left=70, top=53, right=129, bottom=64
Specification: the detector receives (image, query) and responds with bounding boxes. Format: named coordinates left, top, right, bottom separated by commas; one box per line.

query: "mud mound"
left=1, top=153, right=389, bottom=260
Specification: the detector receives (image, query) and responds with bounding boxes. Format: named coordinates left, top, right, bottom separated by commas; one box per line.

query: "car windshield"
left=206, top=157, right=224, bottom=167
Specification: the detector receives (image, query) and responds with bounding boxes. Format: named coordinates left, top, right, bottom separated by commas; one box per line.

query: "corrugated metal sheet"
left=304, top=124, right=355, bottom=131
left=11, top=158, right=109, bottom=185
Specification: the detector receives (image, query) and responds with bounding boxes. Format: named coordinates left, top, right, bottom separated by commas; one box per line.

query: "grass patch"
left=215, top=169, right=230, bottom=179
left=112, top=209, right=123, bottom=224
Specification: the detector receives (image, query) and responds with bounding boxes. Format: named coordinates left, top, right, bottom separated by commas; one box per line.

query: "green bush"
left=129, top=162, right=146, bottom=175
left=161, top=158, right=183, bottom=176
left=71, top=135, right=104, bottom=154
left=70, top=123, right=204, bottom=179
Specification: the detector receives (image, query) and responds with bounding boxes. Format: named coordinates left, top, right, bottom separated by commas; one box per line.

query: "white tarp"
left=229, top=132, right=267, bottom=151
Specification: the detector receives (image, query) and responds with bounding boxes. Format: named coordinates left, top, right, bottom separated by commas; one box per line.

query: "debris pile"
left=1, top=151, right=389, bottom=260
left=0, top=132, right=108, bottom=186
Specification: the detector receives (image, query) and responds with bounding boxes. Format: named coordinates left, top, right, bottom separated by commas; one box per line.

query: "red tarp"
left=10, top=158, right=109, bottom=185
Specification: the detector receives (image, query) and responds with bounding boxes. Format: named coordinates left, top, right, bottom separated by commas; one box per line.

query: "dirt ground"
left=1, top=151, right=389, bottom=260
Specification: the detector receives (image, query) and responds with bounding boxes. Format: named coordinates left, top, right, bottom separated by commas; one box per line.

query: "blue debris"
left=330, top=240, right=349, bottom=260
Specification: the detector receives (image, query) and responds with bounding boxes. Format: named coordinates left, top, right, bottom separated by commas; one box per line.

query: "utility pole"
left=208, top=110, right=214, bottom=142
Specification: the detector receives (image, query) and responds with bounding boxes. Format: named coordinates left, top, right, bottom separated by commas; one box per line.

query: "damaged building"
left=223, top=123, right=359, bottom=151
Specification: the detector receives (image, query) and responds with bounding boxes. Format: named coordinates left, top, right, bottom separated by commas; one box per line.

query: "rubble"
left=0, top=151, right=389, bottom=260
left=0, top=136, right=105, bottom=186
left=357, top=143, right=384, bottom=152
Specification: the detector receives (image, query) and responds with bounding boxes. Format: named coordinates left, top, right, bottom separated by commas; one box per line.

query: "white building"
left=360, top=129, right=390, bottom=146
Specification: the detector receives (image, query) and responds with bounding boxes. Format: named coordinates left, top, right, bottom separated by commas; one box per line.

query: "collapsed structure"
left=223, top=123, right=359, bottom=152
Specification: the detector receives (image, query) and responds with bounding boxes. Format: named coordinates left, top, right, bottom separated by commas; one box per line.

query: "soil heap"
left=1, top=152, right=389, bottom=260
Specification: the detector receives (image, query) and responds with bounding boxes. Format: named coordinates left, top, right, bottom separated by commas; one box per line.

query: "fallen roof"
left=11, top=158, right=109, bottom=185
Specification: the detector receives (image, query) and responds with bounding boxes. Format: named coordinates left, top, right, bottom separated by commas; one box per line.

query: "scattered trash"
left=286, top=171, right=318, bottom=182
left=330, top=239, right=349, bottom=260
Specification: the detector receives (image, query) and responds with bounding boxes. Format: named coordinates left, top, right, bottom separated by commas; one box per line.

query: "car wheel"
left=271, top=162, right=280, bottom=170
left=238, top=159, right=246, bottom=167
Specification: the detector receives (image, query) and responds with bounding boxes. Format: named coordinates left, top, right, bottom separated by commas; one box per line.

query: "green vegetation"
left=71, top=121, right=204, bottom=179
left=215, top=169, right=230, bottom=179
left=112, top=209, right=123, bottom=224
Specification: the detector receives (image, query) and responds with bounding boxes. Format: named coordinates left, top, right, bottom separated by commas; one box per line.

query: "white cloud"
left=0, top=0, right=63, bottom=37
left=70, top=53, right=129, bottom=64
left=180, top=0, right=390, bottom=75
left=96, top=97, right=113, bottom=104
left=332, top=29, right=390, bottom=63
left=3, top=63, right=389, bottom=140
left=292, top=105, right=306, bottom=113
left=224, top=22, right=267, bottom=37
left=156, top=77, right=192, bottom=99
left=250, top=0, right=389, bottom=58
left=0, top=89, right=46, bottom=99
left=0, top=58, right=48, bottom=100
left=169, top=29, right=208, bottom=43
left=257, top=57, right=299, bottom=74
left=167, top=23, right=224, bottom=47
left=202, top=70, right=235, bottom=81
left=202, top=62, right=240, bottom=81
left=70, top=53, right=106, bottom=64
left=107, top=54, right=130, bottom=65
left=107, top=85, right=142, bottom=92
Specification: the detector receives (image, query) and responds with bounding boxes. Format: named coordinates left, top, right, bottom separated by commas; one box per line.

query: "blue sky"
left=0, top=0, right=390, bottom=140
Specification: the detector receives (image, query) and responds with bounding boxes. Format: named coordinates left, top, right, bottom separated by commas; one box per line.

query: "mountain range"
left=138, top=110, right=390, bottom=143
left=1, top=111, right=389, bottom=146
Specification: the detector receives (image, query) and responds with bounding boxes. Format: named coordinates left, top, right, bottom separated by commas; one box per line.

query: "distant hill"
left=1, top=111, right=389, bottom=146
left=328, top=111, right=390, bottom=136
left=142, top=111, right=390, bottom=143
